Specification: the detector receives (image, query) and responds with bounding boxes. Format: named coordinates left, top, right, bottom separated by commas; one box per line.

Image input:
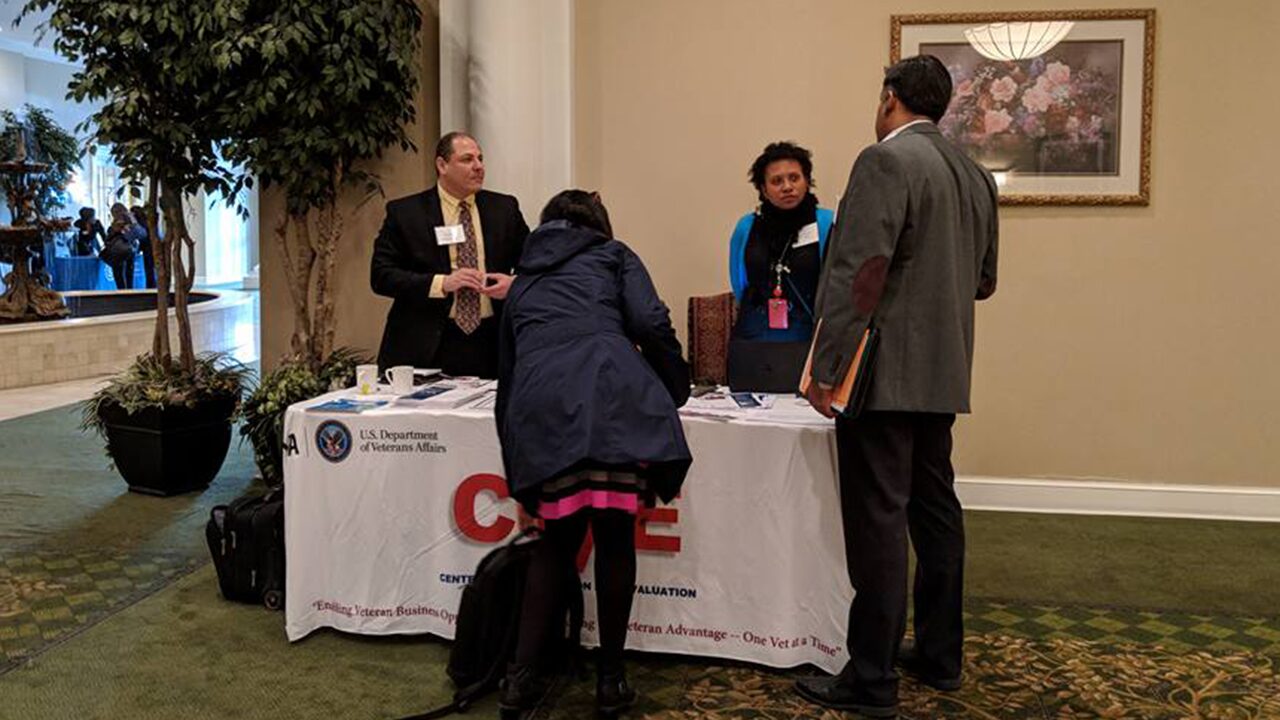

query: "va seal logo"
left=315, top=420, right=352, bottom=463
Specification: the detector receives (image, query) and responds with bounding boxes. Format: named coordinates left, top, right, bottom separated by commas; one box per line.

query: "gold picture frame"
left=891, top=9, right=1155, bottom=206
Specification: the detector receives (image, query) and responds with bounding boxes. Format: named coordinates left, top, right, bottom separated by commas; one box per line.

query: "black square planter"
left=98, top=395, right=237, bottom=496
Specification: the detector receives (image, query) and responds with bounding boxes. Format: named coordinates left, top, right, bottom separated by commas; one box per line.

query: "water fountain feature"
left=0, top=130, right=69, bottom=322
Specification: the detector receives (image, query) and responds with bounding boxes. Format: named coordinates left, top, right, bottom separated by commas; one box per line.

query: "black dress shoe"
left=596, top=672, right=637, bottom=717
left=794, top=675, right=897, bottom=718
left=897, top=639, right=963, bottom=691
left=498, top=664, right=550, bottom=718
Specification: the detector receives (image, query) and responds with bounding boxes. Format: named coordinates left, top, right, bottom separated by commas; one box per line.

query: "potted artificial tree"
left=23, top=0, right=253, bottom=494
left=225, top=0, right=421, bottom=483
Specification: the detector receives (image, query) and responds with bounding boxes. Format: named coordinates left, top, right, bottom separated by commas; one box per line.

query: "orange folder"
left=799, top=319, right=880, bottom=417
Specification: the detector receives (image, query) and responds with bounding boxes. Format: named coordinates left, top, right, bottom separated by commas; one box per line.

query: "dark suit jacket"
left=371, top=187, right=529, bottom=370
left=812, top=123, right=999, bottom=413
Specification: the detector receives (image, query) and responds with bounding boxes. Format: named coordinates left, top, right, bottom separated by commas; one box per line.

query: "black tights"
left=109, top=256, right=134, bottom=290
left=513, top=510, right=636, bottom=676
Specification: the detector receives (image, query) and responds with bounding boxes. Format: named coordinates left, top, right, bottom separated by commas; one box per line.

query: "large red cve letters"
left=452, top=473, right=682, bottom=553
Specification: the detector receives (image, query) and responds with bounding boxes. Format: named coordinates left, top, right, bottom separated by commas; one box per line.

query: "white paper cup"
left=389, top=365, right=414, bottom=394
left=356, top=364, right=378, bottom=395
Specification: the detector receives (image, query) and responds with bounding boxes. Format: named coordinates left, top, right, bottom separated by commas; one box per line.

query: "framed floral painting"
left=891, top=10, right=1155, bottom=206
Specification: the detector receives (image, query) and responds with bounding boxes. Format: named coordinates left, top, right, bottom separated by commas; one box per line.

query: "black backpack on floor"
left=205, top=486, right=286, bottom=610
left=401, top=527, right=583, bottom=719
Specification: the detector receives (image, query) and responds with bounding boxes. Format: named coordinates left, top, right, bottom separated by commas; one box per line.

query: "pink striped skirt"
left=536, top=468, right=650, bottom=520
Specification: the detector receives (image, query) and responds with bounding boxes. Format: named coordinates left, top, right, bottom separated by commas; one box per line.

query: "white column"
left=187, top=191, right=208, bottom=286
left=440, top=0, right=573, bottom=227
left=438, top=0, right=472, bottom=136
left=243, top=183, right=259, bottom=287
left=0, top=50, right=25, bottom=114
left=0, top=49, right=26, bottom=223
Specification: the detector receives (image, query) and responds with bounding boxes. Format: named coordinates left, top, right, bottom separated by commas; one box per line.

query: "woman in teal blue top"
left=729, top=141, right=833, bottom=343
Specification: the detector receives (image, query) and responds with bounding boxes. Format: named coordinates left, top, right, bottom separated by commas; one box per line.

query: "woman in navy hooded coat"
left=495, top=190, right=691, bottom=717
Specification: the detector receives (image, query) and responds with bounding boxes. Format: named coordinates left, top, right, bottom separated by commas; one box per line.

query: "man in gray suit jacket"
left=797, top=55, right=999, bottom=717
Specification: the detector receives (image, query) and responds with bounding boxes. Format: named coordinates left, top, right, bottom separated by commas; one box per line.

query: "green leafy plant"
left=80, top=353, right=251, bottom=439
left=0, top=105, right=80, bottom=219
left=220, top=0, right=422, bottom=369
left=240, top=348, right=366, bottom=486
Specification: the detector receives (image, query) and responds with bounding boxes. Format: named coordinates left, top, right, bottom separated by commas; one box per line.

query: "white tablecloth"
left=283, top=389, right=854, bottom=672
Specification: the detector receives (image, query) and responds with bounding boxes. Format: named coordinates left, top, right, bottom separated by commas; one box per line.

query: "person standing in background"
left=371, top=131, right=528, bottom=378
left=728, top=141, right=833, bottom=343
left=130, top=204, right=156, bottom=289
left=797, top=55, right=999, bottom=718
left=724, top=141, right=835, bottom=391
left=103, top=202, right=143, bottom=290
left=72, top=207, right=105, bottom=257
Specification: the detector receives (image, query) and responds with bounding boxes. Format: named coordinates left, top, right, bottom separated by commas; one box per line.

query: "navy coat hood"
left=517, top=220, right=609, bottom=274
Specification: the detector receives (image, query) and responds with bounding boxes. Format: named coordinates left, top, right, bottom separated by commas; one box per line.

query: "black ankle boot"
left=595, top=671, right=636, bottom=717
left=499, top=664, right=548, bottom=718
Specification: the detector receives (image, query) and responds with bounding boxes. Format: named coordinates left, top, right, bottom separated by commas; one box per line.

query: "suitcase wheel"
left=263, top=589, right=284, bottom=611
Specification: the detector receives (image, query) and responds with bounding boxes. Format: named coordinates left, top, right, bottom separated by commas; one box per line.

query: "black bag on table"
left=726, top=338, right=811, bottom=394
left=205, top=486, right=286, bottom=610
left=400, top=527, right=583, bottom=720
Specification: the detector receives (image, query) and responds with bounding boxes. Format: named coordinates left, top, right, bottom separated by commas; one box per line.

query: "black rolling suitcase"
left=205, top=487, right=286, bottom=610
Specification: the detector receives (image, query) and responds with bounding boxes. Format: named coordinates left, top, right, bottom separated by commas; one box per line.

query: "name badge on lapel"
left=434, top=225, right=465, bottom=246
left=793, top=222, right=820, bottom=248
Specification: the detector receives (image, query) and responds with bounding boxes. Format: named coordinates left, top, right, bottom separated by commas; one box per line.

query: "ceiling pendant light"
left=964, top=21, right=1075, bottom=61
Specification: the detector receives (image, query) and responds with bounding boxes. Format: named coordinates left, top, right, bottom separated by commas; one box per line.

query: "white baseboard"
left=956, top=476, right=1280, bottom=523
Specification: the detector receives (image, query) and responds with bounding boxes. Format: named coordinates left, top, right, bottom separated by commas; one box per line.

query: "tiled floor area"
left=0, top=376, right=113, bottom=423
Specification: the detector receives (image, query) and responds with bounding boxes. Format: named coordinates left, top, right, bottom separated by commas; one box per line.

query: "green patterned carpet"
left=0, top=548, right=204, bottom=667
left=3, top=403, right=1280, bottom=719
left=525, top=599, right=1280, bottom=719
left=0, top=404, right=258, bottom=675
left=528, top=632, right=1280, bottom=719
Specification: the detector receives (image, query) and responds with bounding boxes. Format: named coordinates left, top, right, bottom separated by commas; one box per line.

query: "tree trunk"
left=176, top=208, right=196, bottom=373
left=149, top=176, right=171, bottom=365
left=312, top=164, right=345, bottom=365
left=160, top=185, right=195, bottom=373
left=276, top=210, right=315, bottom=365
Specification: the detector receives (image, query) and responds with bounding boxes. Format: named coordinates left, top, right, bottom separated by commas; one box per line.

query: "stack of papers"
left=680, top=390, right=774, bottom=420
left=680, top=393, right=740, bottom=419
left=412, top=368, right=443, bottom=384
left=677, top=388, right=830, bottom=426
left=464, top=392, right=498, bottom=411
left=735, top=396, right=833, bottom=427
left=395, top=379, right=496, bottom=409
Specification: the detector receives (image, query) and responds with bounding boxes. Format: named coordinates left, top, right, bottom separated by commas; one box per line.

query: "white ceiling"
left=0, top=1, right=68, bottom=65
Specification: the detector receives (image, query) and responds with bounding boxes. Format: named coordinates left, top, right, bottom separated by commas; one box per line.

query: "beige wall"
left=261, top=0, right=1280, bottom=489
left=573, top=0, right=1280, bottom=487
left=260, top=3, right=440, bottom=369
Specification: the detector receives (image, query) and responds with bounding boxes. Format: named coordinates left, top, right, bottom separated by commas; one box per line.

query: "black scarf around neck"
left=744, top=193, right=818, bottom=303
